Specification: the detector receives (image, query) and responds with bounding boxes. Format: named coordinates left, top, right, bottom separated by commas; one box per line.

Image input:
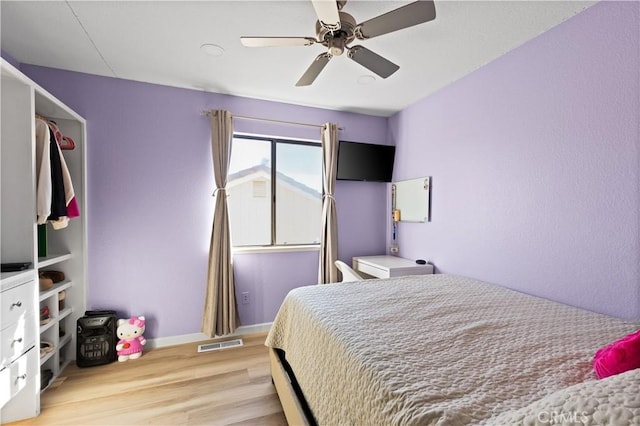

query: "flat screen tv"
left=336, top=141, right=395, bottom=182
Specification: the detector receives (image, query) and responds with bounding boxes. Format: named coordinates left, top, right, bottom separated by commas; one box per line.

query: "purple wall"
left=1, top=50, right=20, bottom=69
left=16, top=0, right=638, bottom=339
left=20, top=65, right=389, bottom=338
left=388, top=1, right=640, bottom=320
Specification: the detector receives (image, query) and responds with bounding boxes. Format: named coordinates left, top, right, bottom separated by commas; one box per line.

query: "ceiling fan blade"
left=312, top=0, right=341, bottom=31
left=240, top=37, right=317, bottom=47
left=348, top=45, right=399, bottom=78
left=355, top=0, right=436, bottom=40
left=296, top=53, right=332, bottom=87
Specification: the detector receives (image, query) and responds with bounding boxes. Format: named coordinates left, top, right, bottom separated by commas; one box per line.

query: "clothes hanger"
left=35, top=113, right=76, bottom=150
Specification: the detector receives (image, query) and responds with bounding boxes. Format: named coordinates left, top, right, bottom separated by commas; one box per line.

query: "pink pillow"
left=593, top=329, right=640, bottom=379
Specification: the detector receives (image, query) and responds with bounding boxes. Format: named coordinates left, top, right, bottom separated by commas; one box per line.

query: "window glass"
left=227, top=135, right=321, bottom=247
left=227, top=137, right=271, bottom=246
left=275, top=143, right=322, bottom=245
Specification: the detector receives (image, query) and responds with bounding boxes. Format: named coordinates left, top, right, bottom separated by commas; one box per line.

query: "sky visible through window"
left=230, top=137, right=322, bottom=193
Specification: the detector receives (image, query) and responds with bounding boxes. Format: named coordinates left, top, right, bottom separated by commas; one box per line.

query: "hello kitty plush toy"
left=116, top=316, right=146, bottom=362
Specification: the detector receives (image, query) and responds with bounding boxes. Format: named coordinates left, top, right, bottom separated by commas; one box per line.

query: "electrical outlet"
left=241, top=292, right=250, bottom=305
left=390, top=245, right=399, bottom=254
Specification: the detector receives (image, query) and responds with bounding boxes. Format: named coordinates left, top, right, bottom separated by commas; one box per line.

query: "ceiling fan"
left=240, top=0, right=436, bottom=86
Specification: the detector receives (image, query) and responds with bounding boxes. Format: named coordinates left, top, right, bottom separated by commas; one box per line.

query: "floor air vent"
left=198, top=338, right=244, bottom=353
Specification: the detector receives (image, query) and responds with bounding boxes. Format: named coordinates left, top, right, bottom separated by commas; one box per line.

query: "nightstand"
left=352, top=255, right=433, bottom=279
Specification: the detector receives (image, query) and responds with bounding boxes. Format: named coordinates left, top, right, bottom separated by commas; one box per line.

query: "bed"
left=265, top=274, right=640, bottom=425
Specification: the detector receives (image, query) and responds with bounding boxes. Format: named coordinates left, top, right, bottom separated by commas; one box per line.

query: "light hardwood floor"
left=8, top=333, right=287, bottom=426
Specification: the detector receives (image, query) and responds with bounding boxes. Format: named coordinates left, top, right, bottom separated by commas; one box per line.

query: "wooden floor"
left=8, top=333, right=287, bottom=426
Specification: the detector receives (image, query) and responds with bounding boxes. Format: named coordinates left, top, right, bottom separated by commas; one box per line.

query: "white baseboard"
left=146, top=322, right=273, bottom=349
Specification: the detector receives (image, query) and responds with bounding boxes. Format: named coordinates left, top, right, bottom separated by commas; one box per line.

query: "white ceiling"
left=1, top=1, right=595, bottom=117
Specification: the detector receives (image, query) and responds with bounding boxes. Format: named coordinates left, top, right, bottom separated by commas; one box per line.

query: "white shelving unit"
left=38, top=255, right=75, bottom=386
left=1, top=59, right=87, bottom=423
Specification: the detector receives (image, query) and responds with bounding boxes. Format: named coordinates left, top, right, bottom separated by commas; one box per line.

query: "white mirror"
left=393, top=177, right=431, bottom=222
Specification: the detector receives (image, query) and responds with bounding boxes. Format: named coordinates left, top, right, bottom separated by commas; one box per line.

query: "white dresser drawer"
left=1, top=281, right=35, bottom=330
left=0, top=365, right=9, bottom=408
left=5, top=347, right=37, bottom=402
left=353, top=260, right=389, bottom=278
left=1, top=314, right=36, bottom=367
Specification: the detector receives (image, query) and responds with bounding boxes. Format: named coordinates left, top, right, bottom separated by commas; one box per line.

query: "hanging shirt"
left=49, top=123, right=80, bottom=229
left=50, top=139, right=79, bottom=229
left=35, top=118, right=52, bottom=224
left=47, top=126, right=67, bottom=222
left=36, top=117, right=80, bottom=229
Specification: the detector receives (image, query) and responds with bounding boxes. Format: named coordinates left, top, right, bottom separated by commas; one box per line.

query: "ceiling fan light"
left=328, top=35, right=347, bottom=56
left=240, top=0, right=436, bottom=87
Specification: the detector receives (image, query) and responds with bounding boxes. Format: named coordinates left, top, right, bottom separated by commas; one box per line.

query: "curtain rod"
left=201, top=110, right=343, bottom=130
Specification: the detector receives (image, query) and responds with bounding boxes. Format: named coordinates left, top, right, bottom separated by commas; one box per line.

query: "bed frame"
left=269, top=348, right=314, bottom=425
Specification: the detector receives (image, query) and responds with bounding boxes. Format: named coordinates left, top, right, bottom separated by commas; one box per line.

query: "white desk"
left=352, top=255, right=433, bottom=279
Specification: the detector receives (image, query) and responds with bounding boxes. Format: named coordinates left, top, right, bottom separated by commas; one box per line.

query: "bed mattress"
left=265, top=274, right=639, bottom=425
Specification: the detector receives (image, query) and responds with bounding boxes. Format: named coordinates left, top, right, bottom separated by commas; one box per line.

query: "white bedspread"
left=265, top=274, right=639, bottom=425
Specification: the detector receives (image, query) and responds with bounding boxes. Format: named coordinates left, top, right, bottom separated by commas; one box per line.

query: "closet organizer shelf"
left=39, top=306, right=72, bottom=331
left=58, top=307, right=73, bottom=322
left=39, top=333, right=73, bottom=368
left=1, top=59, right=87, bottom=422
left=38, top=253, right=72, bottom=269
left=40, top=308, right=73, bottom=370
left=59, top=333, right=72, bottom=349
left=39, top=351, right=54, bottom=366
left=39, top=280, right=72, bottom=301
left=40, top=319, right=56, bottom=334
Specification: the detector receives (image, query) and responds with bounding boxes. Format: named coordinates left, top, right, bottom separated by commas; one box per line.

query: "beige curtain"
left=202, top=110, right=237, bottom=337
left=318, top=123, right=339, bottom=284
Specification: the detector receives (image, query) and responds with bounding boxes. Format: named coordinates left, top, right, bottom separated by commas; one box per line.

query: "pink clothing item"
left=117, top=337, right=145, bottom=356
left=593, top=329, right=640, bottom=379
left=66, top=196, right=80, bottom=219
left=50, top=138, right=79, bottom=229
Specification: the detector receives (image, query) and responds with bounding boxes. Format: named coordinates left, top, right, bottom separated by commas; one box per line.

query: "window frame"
left=230, top=134, right=322, bottom=248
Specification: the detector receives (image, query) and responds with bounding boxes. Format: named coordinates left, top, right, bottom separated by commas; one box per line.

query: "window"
left=227, top=135, right=322, bottom=247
